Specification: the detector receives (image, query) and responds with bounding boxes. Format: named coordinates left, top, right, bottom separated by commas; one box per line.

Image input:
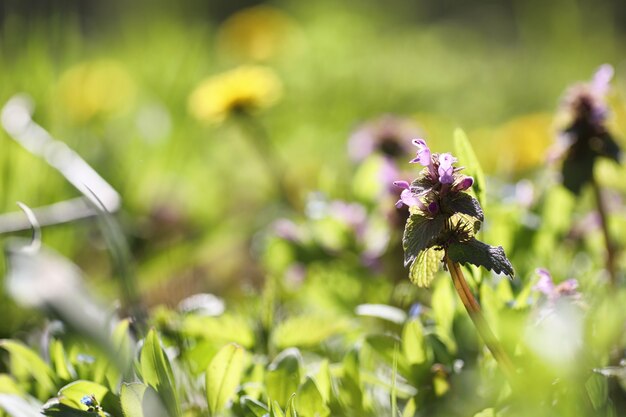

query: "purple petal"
left=400, top=188, right=420, bottom=207
left=438, top=166, right=454, bottom=184
left=591, top=64, right=614, bottom=98
left=534, top=268, right=555, bottom=296
left=555, top=279, right=579, bottom=296
left=437, top=153, right=457, bottom=184
left=453, top=176, right=474, bottom=192
left=410, top=138, right=431, bottom=166
left=393, top=180, right=410, bottom=190
left=411, top=138, right=427, bottom=147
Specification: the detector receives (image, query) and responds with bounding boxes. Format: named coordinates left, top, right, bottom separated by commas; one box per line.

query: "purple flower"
left=410, top=138, right=431, bottom=166
left=393, top=181, right=421, bottom=208
left=562, top=64, right=614, bottom=126
left=348, top=115, right=420, bottom=162
left=533, top=268, right=580, bottom=301
left=452, top=176, right=474, bottom=192
left=437, top=153, right=457, bottom=184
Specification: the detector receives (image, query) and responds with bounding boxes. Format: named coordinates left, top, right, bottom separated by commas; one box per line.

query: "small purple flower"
left=452, top=176, right=474, bottom=192
left=427, top=201, right=439, bottom=215
left=534, top=268, right=555, bottom=296
left=437, top=153, right=457, bottom=184
left=410, top=139, right=431, bottom=166
left=347, top=115, right=420, bottom=161
left=533, top=268, right=581, bottom=302
left=393, top=181, right=421, bottom=209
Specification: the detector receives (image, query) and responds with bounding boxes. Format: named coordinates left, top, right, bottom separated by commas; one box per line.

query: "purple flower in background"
left=557, top=64, right=621, bottom=194
left=534, top=268, right=581, bottom=302
left=563, top=66, right=612, bottom=125
left=437, top=153, right=457, bottom=184
left=348, top=115, right=421, bottom=162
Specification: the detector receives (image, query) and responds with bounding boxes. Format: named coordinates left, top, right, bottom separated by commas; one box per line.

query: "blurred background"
left=1, top=0, right=626, bottom=337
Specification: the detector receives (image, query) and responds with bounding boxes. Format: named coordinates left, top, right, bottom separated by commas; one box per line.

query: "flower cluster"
left=393, top=139, right=474, bottom=215
left=555, top=64, right=622, bottom=194
left=395, top=137, right=513, bottom=287
left=534, top=268, right=581, bottom=303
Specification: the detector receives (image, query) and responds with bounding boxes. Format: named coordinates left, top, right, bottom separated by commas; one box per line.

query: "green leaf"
left=240, top=395, right=269, bottom=417
left=271, top=401, right=285, bottom=417
left=206, top=343, right=245, bottom=416
left=271, top=316, right=349, bottom=350
left=265, top=349, right=302, bottom=409
left=402, top=214, right=445, bottom=267
left=57, top=380, right=123, bottom=416
left=180, top=314, right=255, bottom=348
left=447, top=239, right=514, bottom=277
left=365, top=335, right=410, bottom=377
left=562, top=151, right=594, bottom=195
left=0, top=340, right=57, bottom=399
left=49, top=340, right=75, bottom=383
left=120, top=383, right=169, bottom=417
left=139, top=330, right=180, bottom=417
left=42, top=402, right=94, bottom=417
left=473, top=408, right=495, bottom=417
left=598, top=132, right=622, bottom=162
left=402, top=319, right=427, bottom=365
left=454, top=128, right=486, bottom=208
left=58, top=380, right=106, bottom=408
left=402, top=398, right=416, bottom=417
left=0, top=376, right=21, bottom=395
left=409, top=247, right=443, bottom=288
left=0, top=394, right=42, bottom=417
left=296, top=377, right=329, bottom=417
left=314, top=361, right=331, bottom=404
left=338, top=349, right=363, bottom=412
left=285, top=393, right=298, bottom=417
left=586, top=373, right=608, bottom=410
left=431, top=278, right=457, bottom=353
left=443, top=192, right=483, bottom=223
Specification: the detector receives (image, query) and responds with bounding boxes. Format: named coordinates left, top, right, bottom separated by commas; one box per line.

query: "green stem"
left=234, top=112, right=294, bottom=207
left=591, top=177, right=618, bottom=286
left=445, top=255, right=517, bottom=382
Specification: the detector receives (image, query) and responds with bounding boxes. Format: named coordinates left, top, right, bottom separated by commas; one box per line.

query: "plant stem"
left=234, top=112, right=294, bottom=207
left=445, top=255, right=517, bottom=382
left=591, top=177, right=618, bottom=286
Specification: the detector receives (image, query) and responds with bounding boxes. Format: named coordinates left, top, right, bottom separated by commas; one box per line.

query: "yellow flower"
left=217, top=5, right=301, bottom=62
left=482, top=113, right=554, bottom=175
left=57, top=59, right=136, bottom=122
left=188, top=65, right=282, bottom=124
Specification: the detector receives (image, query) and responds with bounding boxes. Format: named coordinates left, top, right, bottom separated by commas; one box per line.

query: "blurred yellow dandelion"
left=188, top=65, right=282, bottom=124
left=57, top=59, right=136, bottom=122
left=492, top=113, right=554, bottom=174
left=217, top=5, right=301, bottom=62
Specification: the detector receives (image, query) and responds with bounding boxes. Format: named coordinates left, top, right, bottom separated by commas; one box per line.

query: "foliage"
left=1, top=2, right=626, bottom=417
